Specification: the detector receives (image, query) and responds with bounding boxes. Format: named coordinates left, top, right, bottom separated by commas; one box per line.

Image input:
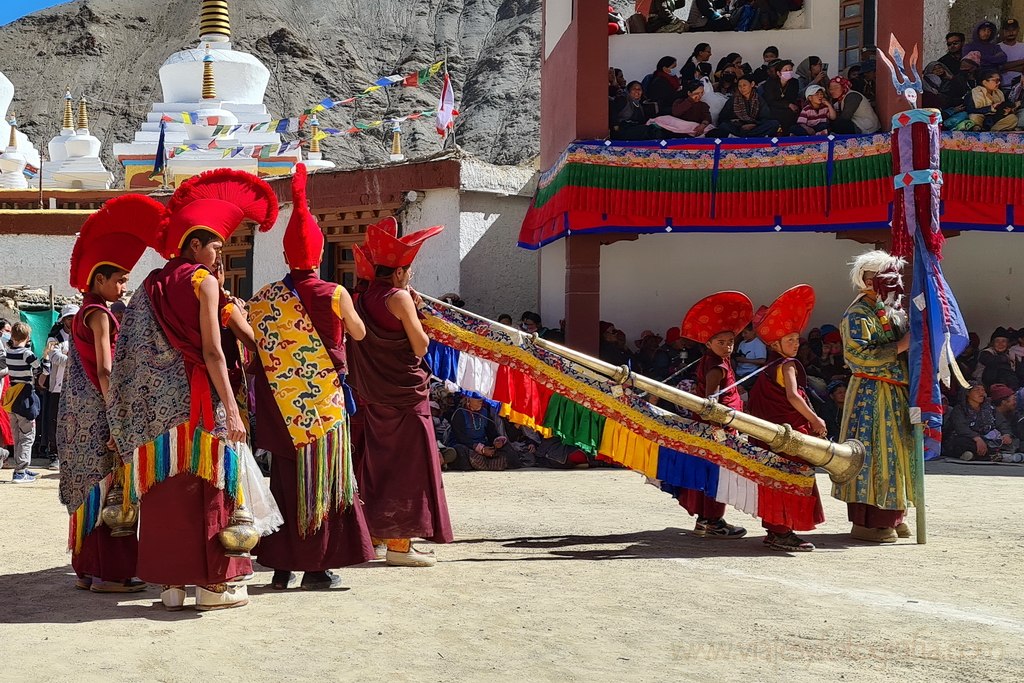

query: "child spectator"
left=791, top=84, right=836, bottom=135
left=2, top=322, right=41, bottom=483
left=965, top=69, right=1019, bottom=131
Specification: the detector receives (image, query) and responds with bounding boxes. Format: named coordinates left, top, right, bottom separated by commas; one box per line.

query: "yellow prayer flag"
left=312, top=130, right=328, bottom=141
left=181, top=112, right=192, bottom=125
left=429, top=61, right=444, bottom=75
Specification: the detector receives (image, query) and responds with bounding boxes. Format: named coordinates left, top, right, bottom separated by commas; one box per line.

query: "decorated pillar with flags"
left=882, top=35, right=969, bottom=543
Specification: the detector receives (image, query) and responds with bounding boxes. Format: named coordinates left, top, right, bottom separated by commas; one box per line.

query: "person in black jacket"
left=979, top=327, right=1022, bottom=390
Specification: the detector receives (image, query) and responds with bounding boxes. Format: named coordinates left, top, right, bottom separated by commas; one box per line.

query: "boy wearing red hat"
left=347, top=218, right=454, bottom=566
left=59, top=195, right=166, bottom=593
left=108, top=169, right=278, bottom=611
left=746, top=285, right=827, bottom=552
left=676, top=292, right=752, bottom=539
left=249, top=165, right=375, bottom=589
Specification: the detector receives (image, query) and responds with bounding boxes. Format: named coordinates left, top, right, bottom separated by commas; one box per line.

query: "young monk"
left=347, top=218, right=454, bottom=566
left=677, top=291, right=753, bottom=539
left=59, top=195, right=166, bottom=592
left=250, top=164, right=375, bottom=589
left=107, top=169, right=278, bottom=611
left=746, top=285, right=827, bottom=552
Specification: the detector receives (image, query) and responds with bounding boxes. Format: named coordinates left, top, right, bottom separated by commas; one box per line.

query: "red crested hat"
left=756, top=284, right=816, bottom=345
left=364, top=216, right=444, bottom=269
left=282, top=163, right=324, bottom=270
left=681, top=291, right=754, bottom=344
left=161, top=168, right=278, bottom=260
left=352, top=243, right=375, bottom=281
left=69, top=195, right=168, bottom=292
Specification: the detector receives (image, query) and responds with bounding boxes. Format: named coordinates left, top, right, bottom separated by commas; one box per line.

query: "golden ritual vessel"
left=219, top=505, right=260, bottom=558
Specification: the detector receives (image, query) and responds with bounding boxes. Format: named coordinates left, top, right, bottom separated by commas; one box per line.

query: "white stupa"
left=0, top=70, right=41, bottom=178
left=43, top=96, right=114, bottom=189
left=112, top=0, right=303, bottom=188
left=0, top=116, right=29, bottom=189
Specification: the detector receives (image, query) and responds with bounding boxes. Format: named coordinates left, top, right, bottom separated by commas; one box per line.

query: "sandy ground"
left=1, top=460, right=1022, bottom=683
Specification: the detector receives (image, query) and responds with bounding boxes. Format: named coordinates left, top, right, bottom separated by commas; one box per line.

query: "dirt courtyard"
left=1, top=461, right=1022, bottom=683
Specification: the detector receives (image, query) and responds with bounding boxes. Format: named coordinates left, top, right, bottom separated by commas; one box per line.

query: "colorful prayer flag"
left=436, top=72, right=455, bottom=136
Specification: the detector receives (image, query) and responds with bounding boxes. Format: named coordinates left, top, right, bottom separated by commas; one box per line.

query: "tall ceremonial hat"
left=681, top=291, right=754, bottom=344
left=364, top=215, right=444, bottom=269
left=755, top=284, right=816, bottom=345
left=69, top=194, right=169, bottom=292
left=352, top=243, right=375, bottom=281
left=282, top=163, right=324, bottom=270
left=160, top=168, right=278, bottom=260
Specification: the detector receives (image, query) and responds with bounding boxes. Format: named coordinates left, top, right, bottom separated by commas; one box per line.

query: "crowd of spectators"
left=610, top=43, right=881, bottom=141
left=611, top=17, right=1024, bottom=140
left=924, top=19, right=1024, bottom=131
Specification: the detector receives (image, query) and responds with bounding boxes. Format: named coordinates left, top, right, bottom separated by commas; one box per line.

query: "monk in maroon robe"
left=347, top=218, right=453, bottom=567
left=676, top=292, right=753, bottom=539
left=252, top=164, right=375, bottom=589
left=746, top=285, right=826, bottom=552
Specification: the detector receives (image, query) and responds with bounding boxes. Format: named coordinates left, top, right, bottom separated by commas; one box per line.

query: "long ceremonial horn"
left=421, top=295, right=865, bottom=484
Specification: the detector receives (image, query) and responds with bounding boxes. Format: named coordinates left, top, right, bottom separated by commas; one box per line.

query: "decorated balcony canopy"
left=518, top=132, right=1024, bottom=249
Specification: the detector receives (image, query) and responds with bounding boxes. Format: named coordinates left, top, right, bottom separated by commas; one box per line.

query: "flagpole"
left=445, top=48, right=456, bottom=149
left=914, top=424, right=926, bottom=544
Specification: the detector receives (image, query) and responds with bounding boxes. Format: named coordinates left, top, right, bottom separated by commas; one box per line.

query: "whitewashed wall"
left=457, top=192, right=537, bottom=319
left=402, top=187, right=462, bottom=298
left=609, top=1, right=840, bottom=85
left=252, top=205, right=289, bottom=292
left=539, top=231, right=1023, bottom=344
left=0, top=233, right=164, bottom=298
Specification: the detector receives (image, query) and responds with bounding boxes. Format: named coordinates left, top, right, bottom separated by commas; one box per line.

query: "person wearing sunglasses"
left=966, top=69, right=1019, bottom=131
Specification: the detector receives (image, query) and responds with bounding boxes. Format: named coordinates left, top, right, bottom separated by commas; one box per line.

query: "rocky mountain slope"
left=0, top=0, right=543, bottom=178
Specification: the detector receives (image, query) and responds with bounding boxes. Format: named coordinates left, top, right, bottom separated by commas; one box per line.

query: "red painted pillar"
left=564, top=234, right=602, bottom=356
left=875, top=0, right=925, bottom=129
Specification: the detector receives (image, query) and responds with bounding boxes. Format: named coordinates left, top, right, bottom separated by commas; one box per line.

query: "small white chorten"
left=304, top=116, right=336, bottom=171
left=0, top=116, right=29, bottom=189
left=43, top=96, right=114, bottom=189
left=113, top=0, right=301, bottom=188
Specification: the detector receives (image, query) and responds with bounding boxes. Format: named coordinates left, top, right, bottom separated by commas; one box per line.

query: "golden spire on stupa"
left=309, top=115, right=322, bottom=154
left=202, top=44, right=217, bottom=100
left=76, top=96, right=90, bottom=132
left=200, top=0, right=231, bottom=41
left=62, top=91, right=74, bottom=130
left=7, top=114, right=17, bottom=149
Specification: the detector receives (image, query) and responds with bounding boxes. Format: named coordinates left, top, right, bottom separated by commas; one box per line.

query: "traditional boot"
left=195, top=583, right=248, bottom=611
left=851, top=524, right=898, bottom=543
left=160, top=585, right=187, bottom=611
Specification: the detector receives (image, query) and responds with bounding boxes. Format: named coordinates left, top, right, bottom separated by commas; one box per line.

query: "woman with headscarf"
left=828, top=76, right=880, bottom=134
left=795, top=56, right=829, bottom=93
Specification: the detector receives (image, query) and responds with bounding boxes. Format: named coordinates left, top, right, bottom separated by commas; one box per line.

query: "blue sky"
left=1, top=1, right=68, bottom=27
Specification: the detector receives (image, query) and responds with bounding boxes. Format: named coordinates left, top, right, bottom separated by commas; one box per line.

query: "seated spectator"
left=751, top=45, right=779, bottom=84
left=942, top=381, right=1021, bottom=462
left=922, top=61, right=955, bottom=110
left=763, top=59, right=800, bottom=132
left=828, top=76, right=881, bottom=134
left=816, top=330, right=851, bottom=383
left=520, top=311, right=549, bottom=338
left=821, top=379, right=847, bottom=441
left=964, top=20, right=1007, bottom=70
left=608, top=67, right=627, bottom=99
left=715, top=53, right=745, bottom=82
left=688, top=0, right=731, bottom=32
left=941, top=53, right=981, bottom=127
left=534, top=436, right=590, bottom=469
left=938, top=32, right=965, bottom=74
left=430, top=400, right=457, bottom=469
left=647, top=0, right=688, bottom=34
left=852, top=61, right=876, bottom=102
left=735, top=323, right=767, bottom=387
left=647, top=56, right=682, bottom=114
left=599, top=321, right=634, bottom=367
left=650, top=326, right=689, bottom=382
left=1008, top=327, right=1024, bottom=365
left=650, top=80, right=716, bottom=137
left=979, top=327, right=1021, bottom=390
left=610, top=81, right=653, bottom=140
left=449, top=394, right=523, bottom=471
left=753, top=0, right=792, bottom=31
left=790, top=84, right=835, bottom=135
left=957, top=331, right=982, bottom=384
left=719, top=75, right=780, bottom=137
left=795, top=56, right=829, bottom=92
left=999, top=19, right=1024, bottom=89
left=633, top=330, right=663, bottom=375
left=990, top=383, right=1024, bottom=442
left=497, top=313, right=513, bottom=326
left=680, top=43, right=714, bottom=83
left=965, top=69, right=1019, bottom=131
left=716, top=71, right=739, bottom=98
left=440, top=292, right=466, bottom=307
